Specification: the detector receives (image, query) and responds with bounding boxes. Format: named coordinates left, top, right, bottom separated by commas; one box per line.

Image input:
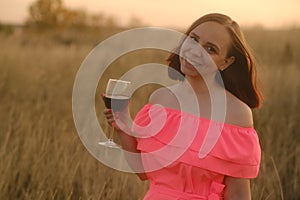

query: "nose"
left=190, top=45, right=203, bottom=58
left=181, top=38, right=204, bottom=58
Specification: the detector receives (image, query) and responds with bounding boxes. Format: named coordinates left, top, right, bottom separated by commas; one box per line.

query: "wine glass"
left=99, top=79, right=131, bottom=148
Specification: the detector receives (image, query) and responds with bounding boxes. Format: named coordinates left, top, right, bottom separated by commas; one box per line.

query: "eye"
left=189, top=35, right=198, bottom=42
left=206, top=46, right=217, bottom=54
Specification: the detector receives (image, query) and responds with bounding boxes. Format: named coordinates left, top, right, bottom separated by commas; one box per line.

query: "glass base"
left=98, top=139, right=120, bottom=148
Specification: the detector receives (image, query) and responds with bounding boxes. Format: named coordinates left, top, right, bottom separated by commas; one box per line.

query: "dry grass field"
left=0, top=26, right=299, bottom=199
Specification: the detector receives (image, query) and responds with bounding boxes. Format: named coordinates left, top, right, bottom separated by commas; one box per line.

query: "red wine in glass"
left=99, top=79, right=131, bottom=148
left=102, top=95, right=130, bottom=112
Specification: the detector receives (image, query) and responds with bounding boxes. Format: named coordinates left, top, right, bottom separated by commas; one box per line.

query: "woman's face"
left=180, top=21, right=235, bottom=77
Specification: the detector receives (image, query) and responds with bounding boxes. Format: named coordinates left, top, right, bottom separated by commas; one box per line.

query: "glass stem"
left=108, top=125, right=114, bottom=142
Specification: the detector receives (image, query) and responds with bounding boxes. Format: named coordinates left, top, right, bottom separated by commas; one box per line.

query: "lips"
left=182, top=57, right=195, bottom=69
left=182, top=55, right=203, bottom=69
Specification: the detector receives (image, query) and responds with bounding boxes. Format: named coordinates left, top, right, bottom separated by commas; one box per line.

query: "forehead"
left=191, top=21, right=232, bottom=48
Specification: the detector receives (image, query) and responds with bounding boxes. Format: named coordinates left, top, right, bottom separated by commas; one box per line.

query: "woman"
left=104, top=13, right=262, bottom=200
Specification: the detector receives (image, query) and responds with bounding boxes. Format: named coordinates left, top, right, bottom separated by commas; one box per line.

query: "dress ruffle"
left=145, top=181, right=225, bottom=200
left=133, top=104, right=261, bottom=178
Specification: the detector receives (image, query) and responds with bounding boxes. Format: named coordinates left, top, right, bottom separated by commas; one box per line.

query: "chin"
left=181, top=66, right=200, bottom=77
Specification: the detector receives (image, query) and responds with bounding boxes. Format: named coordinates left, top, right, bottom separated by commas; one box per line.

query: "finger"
left=103, top=109, right=112, bottom=114
left=104, top=113, right=114, bottom=119
left=107, top=118, right=115, bottom=124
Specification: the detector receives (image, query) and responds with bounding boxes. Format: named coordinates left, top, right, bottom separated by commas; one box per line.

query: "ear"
left=220, top=56, right=235, bottom=71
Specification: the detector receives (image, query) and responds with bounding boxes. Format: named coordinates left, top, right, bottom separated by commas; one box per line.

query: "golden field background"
left=0, top=25, right=299, bottom=200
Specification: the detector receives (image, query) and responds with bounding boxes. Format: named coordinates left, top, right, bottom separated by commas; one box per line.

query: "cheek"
left=210, top=55, right=224, bottom=68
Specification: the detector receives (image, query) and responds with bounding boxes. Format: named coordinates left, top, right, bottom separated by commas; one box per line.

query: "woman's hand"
left=103, top=108, right=131, bottom=134
left=103, top=108, right=115, bottom=126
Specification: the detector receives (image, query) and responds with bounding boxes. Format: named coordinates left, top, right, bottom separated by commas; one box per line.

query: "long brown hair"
left=167, top=13, right=263, bottom=108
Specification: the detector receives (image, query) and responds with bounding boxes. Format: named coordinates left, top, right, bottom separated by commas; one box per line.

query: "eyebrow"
left=190, top=32, right=200, bottom=39
left=190, top=31, right=220, bottom=53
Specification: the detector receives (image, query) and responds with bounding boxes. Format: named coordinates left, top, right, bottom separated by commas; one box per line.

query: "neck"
left=183, top=74, right=221, bottom=95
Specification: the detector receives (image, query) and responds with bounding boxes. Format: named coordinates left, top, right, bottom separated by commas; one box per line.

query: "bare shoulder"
left=226, top=92, right=254, bottom=128
left=149, top=85, right=179, bottom=108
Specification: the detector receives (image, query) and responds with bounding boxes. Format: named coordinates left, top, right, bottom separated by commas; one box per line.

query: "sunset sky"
left=0, top=0, right=299, bottom=28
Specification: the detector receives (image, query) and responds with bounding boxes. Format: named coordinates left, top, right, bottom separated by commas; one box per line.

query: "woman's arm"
left=224, top=177, right=251, bottom=200
left=103, top=108, right=148, bottom=180
left=117, top=127, right=148, bottom=180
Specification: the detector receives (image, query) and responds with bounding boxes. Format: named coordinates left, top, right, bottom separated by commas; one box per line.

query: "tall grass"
left=0, top=26, right=299, bottom=199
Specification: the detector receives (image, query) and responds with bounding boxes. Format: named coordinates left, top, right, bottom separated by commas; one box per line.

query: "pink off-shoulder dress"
left=132, top=104, right=261, bottom=200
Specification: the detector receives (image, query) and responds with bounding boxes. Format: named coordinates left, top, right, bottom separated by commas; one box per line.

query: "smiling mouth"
left=182, top=56, right=203, bottom=69
left=182, top=58, right=195, bottom=70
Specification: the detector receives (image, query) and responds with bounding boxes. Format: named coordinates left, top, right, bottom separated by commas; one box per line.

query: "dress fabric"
left=132, top=104, right=261, bottom=200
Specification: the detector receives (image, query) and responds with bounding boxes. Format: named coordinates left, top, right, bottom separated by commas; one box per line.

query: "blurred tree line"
left=26, top=0, right=119, bottom=29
